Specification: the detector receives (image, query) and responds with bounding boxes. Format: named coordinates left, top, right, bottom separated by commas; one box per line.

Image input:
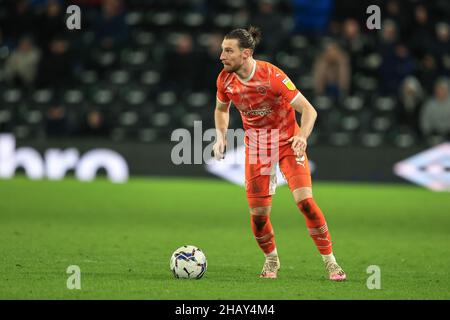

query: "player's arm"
left=213, top=99, right=231, bottom=160
left=288, top=93, right=318, bottom=157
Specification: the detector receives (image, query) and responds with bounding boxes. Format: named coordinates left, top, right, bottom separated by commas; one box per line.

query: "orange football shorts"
left=245, top=143, right=312, bottom=208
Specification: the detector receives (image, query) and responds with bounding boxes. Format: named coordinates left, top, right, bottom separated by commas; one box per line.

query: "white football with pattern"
left=170, top=245, right=207, bottom=279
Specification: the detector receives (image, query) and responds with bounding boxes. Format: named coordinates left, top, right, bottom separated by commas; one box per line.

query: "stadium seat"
left=0, top=109, right=12, bottom=125
left=314, top=96, right=333, bottom=111
left=374, top=96, right=396, bottom=112
left=150, top=12, right=176, bottom=27
left=290, top=35, right=309, bottom=50
left=118, top=111, right=139, bottom=127
left=182, top=12, right=205, bottom=28
left=110, top=127, right=127, bottom=141
left=393, top=132, right=416, bottom=148
left=157, top=91, right=177, bottom=108
left=276, top=52, right=301, bottom=70
left=25, top=110, right=43, bottom=125
left=360, top=132, right=384, bottom=147
left=329, top=132, right=353, bottom=147
left=125, top=11, right=144, bottom=27
left=63, top=89, right=85, bottom=106
left=80, top=70, right=99, bottom=85
left=140, top=70, right=161, bottom=86
left=13, top=125, right=31, bottom=139
left=340, top=115, right=361, bottom=132
left=121, top=49, right=147, bottom=68
left=187, top=92, right=210, bottom=109
left=131, top=30, right=156, bottom=48
left=2, top=88, right=23, bottom=106
left=31, top=89, right=54, bottom=107
left=364, top=53, right=382, bottom=71
left=342, top=95, right=364, bottom=112
left=91, top=88, right=114, bottom=106
left=181, top=113, right=202, bottom=128
left=354, top=74, right=378, bottom=92
left=138, top=128, right=158, bottom=142
left=152, top=112, right=171, bottom=127
left=213, top=13, right=233, bottom=28
left=110, top=70, right=131, bottom=86
left=121, top=88, right=147, bottom=107
left=371, top=116, right=393, bottom=132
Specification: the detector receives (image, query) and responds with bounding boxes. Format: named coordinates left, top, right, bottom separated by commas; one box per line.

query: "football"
left=170, top=245, right=207, bottom=279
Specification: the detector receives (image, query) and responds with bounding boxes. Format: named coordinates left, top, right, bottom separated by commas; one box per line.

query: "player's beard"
left=225, top=62, right=243, bottom=74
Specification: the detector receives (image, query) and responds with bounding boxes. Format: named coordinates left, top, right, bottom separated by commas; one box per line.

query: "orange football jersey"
left=216, top=60, right=301, bottom=148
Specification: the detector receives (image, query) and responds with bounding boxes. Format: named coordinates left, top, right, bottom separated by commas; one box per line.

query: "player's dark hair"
left=225, top=26, right=261, bottom=50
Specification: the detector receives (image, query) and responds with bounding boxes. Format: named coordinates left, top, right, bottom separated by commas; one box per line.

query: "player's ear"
left=242, top=48, right=252, bottom=59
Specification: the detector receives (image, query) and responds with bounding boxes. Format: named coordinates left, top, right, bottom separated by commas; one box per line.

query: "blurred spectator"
left=313, top=41, right=350, bottom=100
left=36, top=0, right=65, bottom=48
left=418, top=54, right=440, bottom=94
left=2, top=0, right=36, bottom=43
left=4, top=36, right=41, bottom=87
left=165, top=33, right=201, bottom=93
left=379, top=43, right=416, bottom=96
left=397, top=76, right=424, bottom=133
left=409, top=4, right=434, bottom=58
left=378, top=19, right=398, bottom=57
left=419, top=78, right=450, bottom=137
left=81, top=110, right=110, bottom=136
left=384, top=0, right=410, bottom=38
left=250, top=0, right=289, bottom=59
left=233, top=8, right=250, bottom=30
left=432, top=22, right=450, bottom=75
left=45, top=104, right=69, bottom=136
left=339, top=18, right=373, bottom=83
left=37, top=37, right=73, bottom=89
left=94, top=0, right=129, bottom=49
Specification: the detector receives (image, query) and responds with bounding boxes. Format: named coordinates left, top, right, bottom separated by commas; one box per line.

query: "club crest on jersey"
left=282, top=78, right=296, bottom=91
left=257, top=86, right=267, bottom=95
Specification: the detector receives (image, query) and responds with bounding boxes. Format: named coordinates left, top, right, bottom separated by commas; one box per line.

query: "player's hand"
left=288, top=135, right=307, bottom=161
left=213, top=139, right=226, bottom=161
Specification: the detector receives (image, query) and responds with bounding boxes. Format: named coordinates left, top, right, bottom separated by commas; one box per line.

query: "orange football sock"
left=297, top=198, right=333, bottom=255
left=251, top=215, right=276, bottom=255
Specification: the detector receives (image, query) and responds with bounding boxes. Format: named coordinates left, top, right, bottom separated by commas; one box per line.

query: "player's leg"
left=278, top=146, right=346, bottom=281
left=292, top=187, right=346, bottom=281
left=248, top=197, right=280, bottom=279
left=245, top=146, right=280, bottom=278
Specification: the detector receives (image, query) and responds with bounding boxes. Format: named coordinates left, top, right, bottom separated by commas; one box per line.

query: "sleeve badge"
left=282, top=78, right=296, bottom=91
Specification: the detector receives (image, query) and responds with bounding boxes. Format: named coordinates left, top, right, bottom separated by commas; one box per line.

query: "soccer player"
left=212, top=26, right=346, bottom=281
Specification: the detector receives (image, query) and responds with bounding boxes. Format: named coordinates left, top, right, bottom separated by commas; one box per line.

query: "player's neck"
left=236, top=58, right=256, bottom=82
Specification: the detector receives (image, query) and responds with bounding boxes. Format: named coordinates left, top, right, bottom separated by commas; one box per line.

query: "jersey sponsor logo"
left=282, top=78, right=296, bottom=91
left=241, top=107, right=272, bottom=117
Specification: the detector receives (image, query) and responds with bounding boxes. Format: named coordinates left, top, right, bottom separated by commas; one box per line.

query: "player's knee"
left=251, top=213, right=270, bottom=232
left=250, top=206, right=271, bottom=216
left=296, top=197, right=318, bottom=220
left=292, top=187, right=313, bottom=203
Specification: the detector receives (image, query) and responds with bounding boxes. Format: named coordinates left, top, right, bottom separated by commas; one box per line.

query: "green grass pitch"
left=0, top=177, right=449, bottom=299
